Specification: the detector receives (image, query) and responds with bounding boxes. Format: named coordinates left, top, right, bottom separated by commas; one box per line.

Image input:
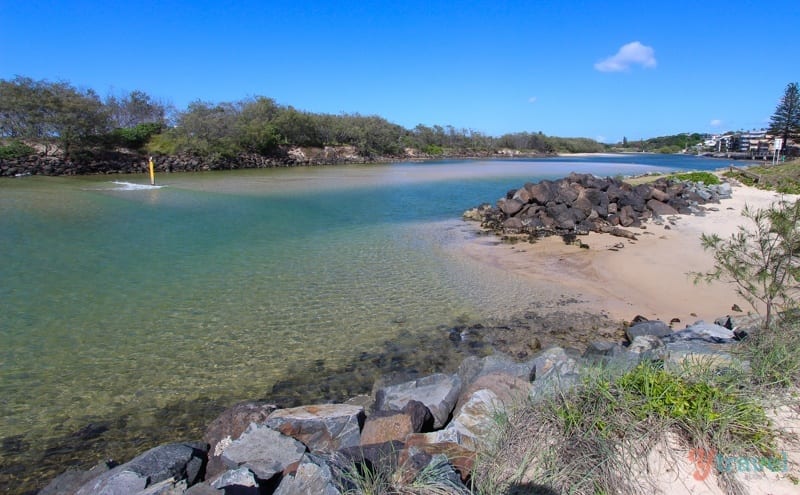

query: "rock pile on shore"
left=463, top=172, right=732, bottom=239
left=40, top=313, right=761, bottom=495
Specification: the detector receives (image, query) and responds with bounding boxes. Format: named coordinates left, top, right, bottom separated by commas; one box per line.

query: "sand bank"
left=458, top=183, right=796, bottom=325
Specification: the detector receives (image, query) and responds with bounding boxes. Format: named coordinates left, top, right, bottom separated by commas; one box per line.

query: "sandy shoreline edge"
left=456, top=180, right=798, bottom=327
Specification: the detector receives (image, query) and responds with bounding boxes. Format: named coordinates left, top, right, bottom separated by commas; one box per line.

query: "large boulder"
left=626, top=320, right=672, bottom=342
left=513, top=187, right=532, bottom=204
left=401, top=436, right=475, bottom=482
left=266, top=404, right=365, bottom=453
left=438, top=389, right=503, bottom=451
left=499, top=198, right=524, bottom=216
left=374, top=373, right=462, bottom=429
left=662, top=321, right=736, bottom=344
left=39, top=462, right=115, bottom=495
left=210, top=467, right=259, bottom=494
left=75, top=443, right=208, bottom=495
left=646, top=198, right=678, bottom=217
left=219, top=423, right=306, bottom=481
left=454, top=372, right=533, bottom=415
left=457, top=353, right=535, bottom=385
left=360, top=400, right=433, bottom=445
left=526, top=180, right=556, bottom=205
left=274, top=455, right=341, bottom=495
left=204, top=401, right=278, bottom=478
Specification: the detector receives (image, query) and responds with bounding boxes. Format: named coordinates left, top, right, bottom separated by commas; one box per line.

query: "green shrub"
left=423, top=144, right=444, bottom=155
left=669, top=171, right=721, bottom=185
left=0, top=140, right=35, bottom=159
left=110, top=122, right=163, bottom=149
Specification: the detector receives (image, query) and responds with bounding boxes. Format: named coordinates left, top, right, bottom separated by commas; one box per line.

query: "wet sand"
left=458, top=182, right=796, bottom=326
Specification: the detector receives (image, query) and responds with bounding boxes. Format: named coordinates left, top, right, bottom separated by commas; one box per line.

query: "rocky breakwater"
left=38, top=311, right=760, bottom=495
left=463, top=172, right=733, bottom=240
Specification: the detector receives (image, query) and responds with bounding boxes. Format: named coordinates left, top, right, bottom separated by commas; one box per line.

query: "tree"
left=0, top=77, right=109, bottom=157
left=694, top=199, right=800, bottom=328
left=768, top=82, right=800, bottom=154
left=105, top=90, right=166, bottom=128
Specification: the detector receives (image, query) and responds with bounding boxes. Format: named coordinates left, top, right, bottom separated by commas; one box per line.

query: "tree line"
left=0, top=76, right=606, bottom=162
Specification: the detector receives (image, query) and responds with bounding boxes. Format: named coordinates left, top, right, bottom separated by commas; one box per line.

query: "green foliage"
left=668, top=171, right=721, bottom=185
left=423, top=144, right=444, bottom=155
left=0, top=140, right=35, bottom=159
left=145, top=132, right=181, bottom=155
left=694, top=199, right=800, bottom=327
left=768, top=82, right=800, bottom=153
left=739, top=319, right=800, bottom=388
left=725, top=161, right=800, bottom=194
left=620, top=133, right=704, bottom=152
left=0, top=74, right=614, bottom=161
left=105, top=90, right=167, bottom=128
left=0, top=76, right=111, bottom=157
left=473, top=358, right=777, bottom=495
left=109, top=122, right=163, bottom=150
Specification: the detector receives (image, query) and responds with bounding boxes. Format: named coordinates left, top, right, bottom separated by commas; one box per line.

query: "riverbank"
left=458, top=178, right=795, bottom=325
left=0, top=146, right=554, bottom=177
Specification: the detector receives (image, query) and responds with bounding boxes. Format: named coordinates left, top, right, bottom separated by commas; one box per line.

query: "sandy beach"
left=458, top=181, right=797, bottom=326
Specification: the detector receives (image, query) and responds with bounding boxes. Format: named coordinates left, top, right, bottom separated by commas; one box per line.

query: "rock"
left=454, top=372, right=533, bottom=416
left=374, top=373, right=462, bottom=429
left=139, top=478, right=188, bottom=495
left=204, top=401, right=278, bottom=478
left=76, top=470, right=146, bottom=495
left=184, top=483, right=223, bottom=494
left=664, top=342, right=740, bottom=370
left=219, top=423, right=306, bottom=481
left=393, top=453, right=465, bottom=491
left=39, top=461, right=115, bottom=495
left=530, top=347, right=578, bottom=381
left=598, top=225, right=637, bottom=240
left=526, top=181, right=556, bottom=205
left=717, top=182, right=733, bottom=198
left=457, top=353, right=535, bottom=386
left=619, top=204, right=637, bottom=227
left=662, top=321, right=736, bottom=344
left=274, top=455, right=341, bottom=495
left=337, top=440, right=404, bottom=473
left=646, top=198, right=678, bottom=216
left=438, top=389, right=503, bottom=451
left=210, top=467, right=259, bottom=494
left=627, top=335, right=665, bottom=356
left=583, top=341, right=624, bottom=362
left=266, top=404, right=365, bottom=453
left=650, top=188, right=670, bottom=202
left=184, top=484, right=223, bottom=495
left=360, top=401, right=432, bottom=445
left=401, top=436, right=475, bottom=482
left=502, top=216, right=524, bottom=232
left=625, top=320, right=672, bottom=342
left=75, top=443, right=208, bottom=495
left=513, top=187, right=532, bottom=204
left=499, top=198, right=524, bottom=216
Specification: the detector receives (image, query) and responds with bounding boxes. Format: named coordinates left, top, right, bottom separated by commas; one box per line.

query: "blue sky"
left=1, top=0, right=798, bottom=143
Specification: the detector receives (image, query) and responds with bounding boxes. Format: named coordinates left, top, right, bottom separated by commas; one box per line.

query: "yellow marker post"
left=148, top=157, right=155, bottom=186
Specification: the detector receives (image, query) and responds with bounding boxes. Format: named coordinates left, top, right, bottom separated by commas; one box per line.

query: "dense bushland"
left=0, top=76, right=606, bottom=164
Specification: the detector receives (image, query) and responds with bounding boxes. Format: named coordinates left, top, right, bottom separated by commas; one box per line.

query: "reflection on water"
left=0, top=155, right=731, bottom=492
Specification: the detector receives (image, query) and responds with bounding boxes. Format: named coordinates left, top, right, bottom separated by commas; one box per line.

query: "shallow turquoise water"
left=0, top=155, right=730, bottom=485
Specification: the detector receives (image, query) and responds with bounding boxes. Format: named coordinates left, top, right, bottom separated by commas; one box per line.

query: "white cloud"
left=528, top=96, right=538, bottom=104
left=594, top=41, right=657, bottom=72
left=710, top=119, right=723, bottom=127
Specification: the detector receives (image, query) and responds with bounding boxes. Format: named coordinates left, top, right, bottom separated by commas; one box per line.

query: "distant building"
left=738, top=130, right=767, bottom=154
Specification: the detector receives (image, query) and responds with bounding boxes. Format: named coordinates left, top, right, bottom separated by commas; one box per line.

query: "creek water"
left=0, top=154, right=730, bottom=491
